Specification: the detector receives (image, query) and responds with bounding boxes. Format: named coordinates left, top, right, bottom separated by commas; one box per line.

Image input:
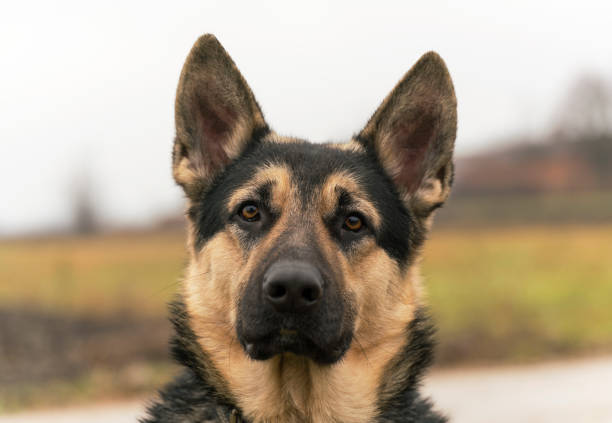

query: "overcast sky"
left=1, top=1, right=611, bottom=235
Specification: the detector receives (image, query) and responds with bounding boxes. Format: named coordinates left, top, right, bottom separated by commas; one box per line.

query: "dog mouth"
left=239, top=326, right=352, bottom=365
left=279, top=328, right=298, bottom=336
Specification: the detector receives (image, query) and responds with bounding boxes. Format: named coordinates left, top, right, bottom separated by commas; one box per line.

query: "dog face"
left=172, top=34, right=456, bottom=419
left=198, top=142, right=416, bottom=365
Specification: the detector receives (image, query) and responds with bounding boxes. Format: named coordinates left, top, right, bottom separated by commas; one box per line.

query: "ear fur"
left=173, top=34, right=268, bottom=198
left=358, top=52, right=457, bottom=218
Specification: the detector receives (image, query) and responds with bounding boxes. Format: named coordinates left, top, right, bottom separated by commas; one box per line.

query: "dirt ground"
left=2, top=355, right=611, bottom=423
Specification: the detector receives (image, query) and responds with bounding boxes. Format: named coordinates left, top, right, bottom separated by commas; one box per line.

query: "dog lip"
left=239, top=328, right=351, bottom=364
left=245, top=343, right=255, bottom=355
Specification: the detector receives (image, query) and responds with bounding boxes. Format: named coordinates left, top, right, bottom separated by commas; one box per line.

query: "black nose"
left=263, top=261, right=323, bottom=312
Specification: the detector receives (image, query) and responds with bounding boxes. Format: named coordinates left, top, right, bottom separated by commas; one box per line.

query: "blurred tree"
left=550, top=74, right=612, bottom=187
left=455, top=73, right=612, bottom=196
left=554, top=74, right=612, bottom=139
left=71, top=170, right=99, bottom=235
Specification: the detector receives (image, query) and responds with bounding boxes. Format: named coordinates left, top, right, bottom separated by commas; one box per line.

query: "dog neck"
left=170, top=300, right=436, bottom=423
left=228, top=351, right=379, bottom=423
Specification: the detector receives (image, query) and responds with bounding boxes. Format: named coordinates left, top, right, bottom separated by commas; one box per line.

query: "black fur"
left=376, top=312, right=447, bottom=422
left=141, top=302, right=446, bottom=423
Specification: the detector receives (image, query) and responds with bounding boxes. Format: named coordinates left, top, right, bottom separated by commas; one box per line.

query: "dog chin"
left=240, top=331, right=352, bottom=365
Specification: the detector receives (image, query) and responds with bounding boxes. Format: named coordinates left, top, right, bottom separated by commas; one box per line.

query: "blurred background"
left=1, top=1, right=611, bottom=421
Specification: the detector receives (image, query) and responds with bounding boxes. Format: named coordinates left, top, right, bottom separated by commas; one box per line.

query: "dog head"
left=173, top=34, right=455, bottom=375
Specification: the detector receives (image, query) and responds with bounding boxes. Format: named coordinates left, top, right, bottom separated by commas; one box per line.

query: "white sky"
left=1, top=1, right=611, bottom=235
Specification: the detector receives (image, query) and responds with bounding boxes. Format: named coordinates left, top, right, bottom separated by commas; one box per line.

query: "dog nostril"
left=269, top=284, right=286, bottom=299
left=302, top=286, right=320, bottom=303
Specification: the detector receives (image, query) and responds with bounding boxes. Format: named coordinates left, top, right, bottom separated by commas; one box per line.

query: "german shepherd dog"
left=143, top=34, right=456, bottom=423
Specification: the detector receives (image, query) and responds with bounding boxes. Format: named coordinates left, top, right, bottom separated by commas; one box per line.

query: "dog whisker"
left=353, top=335, right=372, bottom=368
left=228, top=336, right=236, bottom=370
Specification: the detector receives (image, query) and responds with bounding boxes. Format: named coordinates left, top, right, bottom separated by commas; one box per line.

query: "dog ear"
left=173, top=34, right=268, bottom=198
left=358, top=52, right=457, bottom=218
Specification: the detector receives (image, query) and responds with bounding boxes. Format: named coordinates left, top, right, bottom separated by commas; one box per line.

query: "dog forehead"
left=221, top=141, right=365, bottom=201
left=270, top=141, right=355, bottom=180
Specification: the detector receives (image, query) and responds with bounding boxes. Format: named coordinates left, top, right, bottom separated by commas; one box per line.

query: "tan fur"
left=318, top=171, right=382, bottom=230
left=328, top=140, right=366, bottom=153
left=226, top=164, right=293, bottom=213
left=173, top=156, right=200, bottom=194
left=183, top=168, right=421, bottom=423
left=263, top=132, right=303, bottom=144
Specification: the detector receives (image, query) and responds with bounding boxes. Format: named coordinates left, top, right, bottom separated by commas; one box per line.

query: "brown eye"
left=343, top=214, right=363, bottom=232
left=240, top=204, right=260, bottom=221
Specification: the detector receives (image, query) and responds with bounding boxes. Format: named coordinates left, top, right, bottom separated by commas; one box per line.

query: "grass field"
left=1, top=224, right=612, bottom=410
left=0, top=231, right=186, bottom=317
left=423, top=225, right=612, bottom=364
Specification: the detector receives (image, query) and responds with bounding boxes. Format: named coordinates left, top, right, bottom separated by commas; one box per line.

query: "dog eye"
left=343, top=214, right=363, bottom=232
left=240, top=204, right=260, bottom=222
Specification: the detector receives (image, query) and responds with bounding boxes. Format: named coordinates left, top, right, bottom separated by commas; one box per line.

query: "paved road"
left=425, top=355, right=612, bottom=423
left=2, top=356, right=612, bottom=423
left=0, top=401, right=145, bottom=423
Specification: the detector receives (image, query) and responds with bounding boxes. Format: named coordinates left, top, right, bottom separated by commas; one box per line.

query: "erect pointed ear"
left=173, top=34, right=269, bottom=198
left=358, top=52, right=457, bottom=218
